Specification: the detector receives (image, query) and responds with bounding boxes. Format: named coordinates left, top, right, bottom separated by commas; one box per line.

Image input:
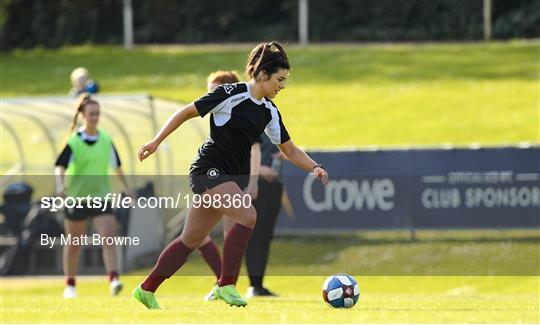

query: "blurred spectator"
left=69, top=67, right=99, bottom=96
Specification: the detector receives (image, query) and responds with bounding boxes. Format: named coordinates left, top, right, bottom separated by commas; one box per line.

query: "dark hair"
left=245, top=41, right=290, bottom=80
left=207, top=70, right=241, bottom=85
left=64, top=93, right=99, bottom=141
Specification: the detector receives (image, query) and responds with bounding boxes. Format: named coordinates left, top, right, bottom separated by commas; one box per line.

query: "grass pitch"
left=1, top=230, right=539, bottom=323
left=2, top=41, right=538, bottom=148
left=2, top=41, right=538, bottom=176
left=1, top=276, right=538, bottom=323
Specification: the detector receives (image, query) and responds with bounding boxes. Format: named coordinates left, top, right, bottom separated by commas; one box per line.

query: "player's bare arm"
left=278, top=139, right=329, bottom=185
left=138, top=103, right=199, bottom=161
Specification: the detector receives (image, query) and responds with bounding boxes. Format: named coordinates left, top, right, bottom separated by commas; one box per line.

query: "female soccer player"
left=55, top=93, right=135, bottom=298
left=133, top=41, right=328, bottom=309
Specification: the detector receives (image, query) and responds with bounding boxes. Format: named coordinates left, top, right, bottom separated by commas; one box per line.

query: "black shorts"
left=64, top=206, right=114, bottom=221
left=189, top=167, right=248, bottom=195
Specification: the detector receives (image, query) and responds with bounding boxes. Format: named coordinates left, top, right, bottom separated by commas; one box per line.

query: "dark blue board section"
left=276, top=146, right=540, bottom=230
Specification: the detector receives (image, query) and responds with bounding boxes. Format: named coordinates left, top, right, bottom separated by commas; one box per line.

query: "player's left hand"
left=313, top=167, right=329, bottom=186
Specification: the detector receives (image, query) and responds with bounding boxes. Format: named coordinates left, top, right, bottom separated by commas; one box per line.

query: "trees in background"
left=1, top=0, right=538, bottom=49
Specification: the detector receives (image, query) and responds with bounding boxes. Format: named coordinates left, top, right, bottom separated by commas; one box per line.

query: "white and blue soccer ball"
left=322, top=274, right=360, bottom=308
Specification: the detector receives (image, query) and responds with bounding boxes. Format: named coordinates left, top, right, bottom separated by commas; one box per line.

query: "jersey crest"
left=223, top=84, right=236, bottom=94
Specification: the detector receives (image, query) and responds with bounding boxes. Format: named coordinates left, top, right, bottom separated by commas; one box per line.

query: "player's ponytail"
left=62, top=93, right=97, bottom=146
left=270, top=41, right=289, bottom=68
left=245, top=41, right=290, bottom=80
left=245, top=43, right=267, bottom=79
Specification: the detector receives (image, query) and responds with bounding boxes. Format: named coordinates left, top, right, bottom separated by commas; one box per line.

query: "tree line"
left=1, top=0, right=538, bottom=49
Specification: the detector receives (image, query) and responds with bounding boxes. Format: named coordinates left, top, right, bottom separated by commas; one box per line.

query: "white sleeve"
left=264, top=106, right=291, bottom=145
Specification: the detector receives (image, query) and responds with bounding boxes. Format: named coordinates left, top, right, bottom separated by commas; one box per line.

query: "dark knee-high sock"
left=218, top=223, right=253, bottom=287
left=66, top=277, right=75, bottom=287
left=108, top=271, right=119, bottom=282
left=198, top=240, right=222, bottom=280
left=141, top=237, right=193, bottom=292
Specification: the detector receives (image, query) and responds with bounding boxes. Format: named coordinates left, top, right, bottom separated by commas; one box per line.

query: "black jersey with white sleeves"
left=191, top=82, right=290, bottom=175
left=194, top=83, right=246, bottom=118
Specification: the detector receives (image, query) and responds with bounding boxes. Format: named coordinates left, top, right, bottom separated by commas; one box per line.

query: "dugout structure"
left=1, top=94, right=207, bottom=179
left=1, top=94, right=208, bottom=273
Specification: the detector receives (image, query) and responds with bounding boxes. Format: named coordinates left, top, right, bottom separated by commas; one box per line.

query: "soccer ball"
left=322, top=274, right=360, bottom=308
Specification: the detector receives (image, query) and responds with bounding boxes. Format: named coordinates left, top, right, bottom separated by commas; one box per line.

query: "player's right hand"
left=138, top=140, right=159, bottom=161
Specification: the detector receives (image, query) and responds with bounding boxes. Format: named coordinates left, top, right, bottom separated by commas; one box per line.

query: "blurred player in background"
left=69, top=67, right=99, bottom=96
left=244, top=130, right=284, bottom=297
left=55, top=93, right=135, bottom=298
left=203, top=70, right=284, bottom=298
left=196, top=70, right=263, bottom=301
left=134, top=41, right=328, bottom=309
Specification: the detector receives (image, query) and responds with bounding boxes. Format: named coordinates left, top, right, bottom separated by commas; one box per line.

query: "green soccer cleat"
left=214, top=284, right=248, bottom=307
left=132, top=286, right=161, bottom=310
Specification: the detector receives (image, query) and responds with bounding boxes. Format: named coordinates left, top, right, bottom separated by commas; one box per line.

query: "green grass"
left=159, top=229, right=540, bottom=277
left=2, top=276, right=538, bottom=323
left=1, top=41, right=538, bottom=176
left=1, top=230, right=539, bottom=323
left=2, top=41, right=539, bottom=148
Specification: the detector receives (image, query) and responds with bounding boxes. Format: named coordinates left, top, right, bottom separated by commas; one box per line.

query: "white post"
left=123, top=0, right=134, bottom=50
left=483, top=0, right=492, bottom=41
left=299, top=0, right=309, bottom=46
